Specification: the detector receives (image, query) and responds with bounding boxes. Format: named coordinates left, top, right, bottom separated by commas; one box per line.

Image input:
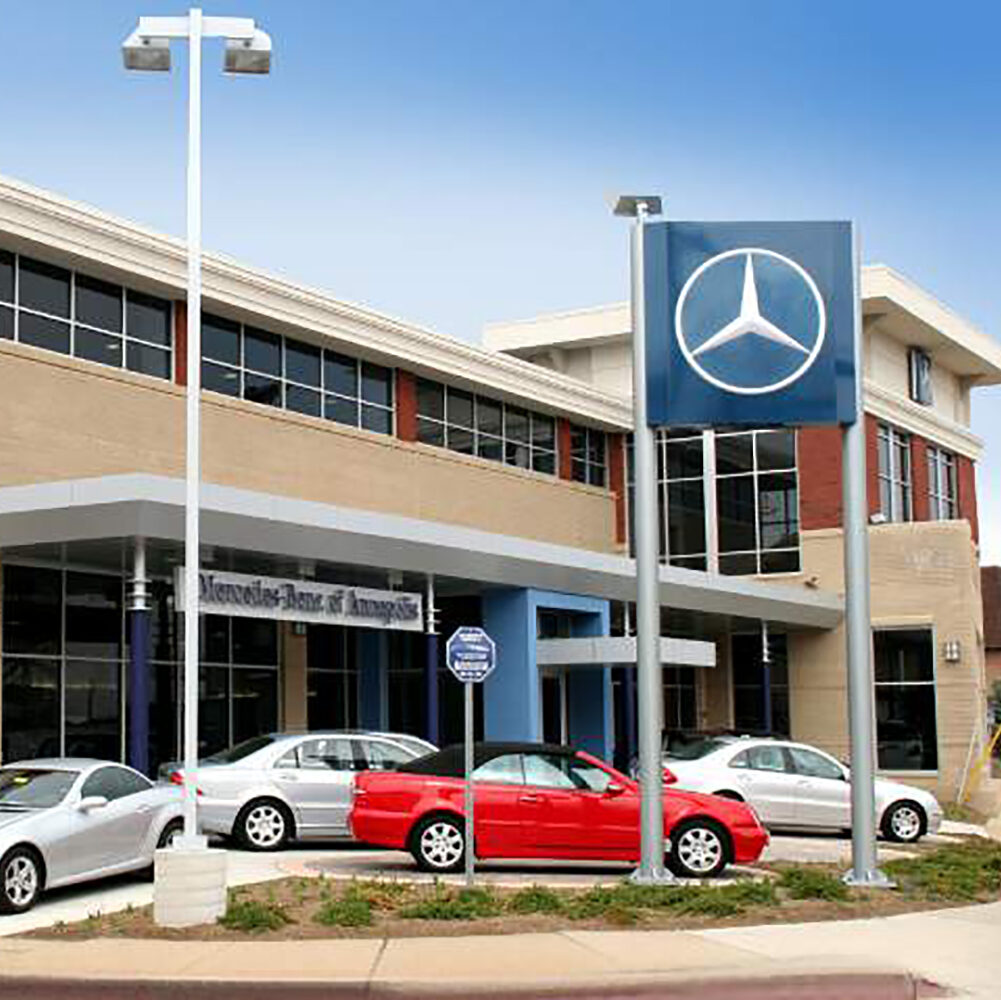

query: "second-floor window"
left=569, top=424, right=607, bottom=487
left=877, top=423, right=912, bottom=522
left=927, top=445, right=958, bottom=520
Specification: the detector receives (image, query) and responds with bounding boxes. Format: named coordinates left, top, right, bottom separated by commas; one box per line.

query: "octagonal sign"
left=446, top=627, right=496, bottom=683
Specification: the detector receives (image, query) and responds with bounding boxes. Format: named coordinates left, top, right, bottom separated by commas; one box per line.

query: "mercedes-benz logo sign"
left=675, top=247, right=826, bottom=395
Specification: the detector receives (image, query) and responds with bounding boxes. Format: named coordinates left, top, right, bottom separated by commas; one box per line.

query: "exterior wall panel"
left=798, top=426, right=843, bottom=530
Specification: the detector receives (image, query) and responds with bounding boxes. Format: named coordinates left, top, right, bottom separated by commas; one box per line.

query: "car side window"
left=566, top=759, right=615, bottom=793
left=274, top=747, right=299, bottom=769
left=297, top=738, right=360, bottom=771
left=81, top=766, right=151, bottom=801
left=364, top=741, right=413, bottom=771
left=729, top=750, right=750, bottom=769
left=473, top=754, right=525, bottom=784
left=523, top=754, right=576, bottom=790
left=746, top=746, right=789, bottom=773
left=788, top=747, right=844, bottom=781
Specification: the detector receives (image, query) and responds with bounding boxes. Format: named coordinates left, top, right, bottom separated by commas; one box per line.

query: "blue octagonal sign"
left=446, top=627, right=496, bottom=683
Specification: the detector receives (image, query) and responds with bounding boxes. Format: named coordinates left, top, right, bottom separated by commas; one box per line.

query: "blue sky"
left=1, top=1, right=998, bottom=560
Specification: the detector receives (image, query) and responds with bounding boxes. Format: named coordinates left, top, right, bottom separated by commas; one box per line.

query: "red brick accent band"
left=607, top=433, right=626, bottom=545
left=174, top=301, right=187, bottom=387
left=958, top=455, right=979, bottom=543
left=911, top=436, right=930, bottom=522
left=395, top=370, right=418, bottom=442
left=558, top=419, right=572, bottom=480
left=798, top=426, right=843, bottom=530
left=865, top=414, right=881, bottom=517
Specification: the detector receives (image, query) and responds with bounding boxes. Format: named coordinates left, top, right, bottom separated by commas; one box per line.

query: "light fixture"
left=224, top=29, right=272, bottom=74
left=943, top=639, right=962, bottom=663
left=122, top=29, right=171, bottom=71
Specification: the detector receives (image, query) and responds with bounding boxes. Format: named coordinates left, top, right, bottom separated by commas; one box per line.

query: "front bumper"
left=731, top=824, right=770, bottom=864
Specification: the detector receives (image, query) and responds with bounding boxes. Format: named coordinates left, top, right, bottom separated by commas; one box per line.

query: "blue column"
left=425, top=632, right=440, bottom=745
left=624, top=666, right=638, bottom=764
left=481, top=589, right=539, bottom=741
left=357, top=630, right=386, bottom=730
left=128, top=609, right=151, bottom=775
left=566, top=598, right=613, bottom=762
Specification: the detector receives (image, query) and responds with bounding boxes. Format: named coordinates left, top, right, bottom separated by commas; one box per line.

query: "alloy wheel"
left=676, top=826, right=723, bottom=876
left=244, top=804, right=287, bottom=848
left=4, top=855, right=38, bottom=909
left=419, top=821, right=464, bottom=869
left=890, top=804, right=922, bottom=842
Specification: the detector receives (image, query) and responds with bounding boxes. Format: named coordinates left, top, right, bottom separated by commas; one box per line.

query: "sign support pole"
left=464, top=680, right=475, bottom=886
left=626, top=200, right=674, bottom=884
left=842, top=225, right=891, bottom=887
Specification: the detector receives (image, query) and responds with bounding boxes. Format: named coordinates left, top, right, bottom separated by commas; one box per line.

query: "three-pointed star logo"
left=691, top=254, right=809, bottom=358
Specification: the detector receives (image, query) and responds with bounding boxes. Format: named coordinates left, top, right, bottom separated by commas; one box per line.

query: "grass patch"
left=506, top=885, right=565, bottom=915
left=218, top=895, right=293, bottom=933
left=564, top=879, right=778, bottom=921
left=778, top=867, right=850, bottom=902
left=315, top=894, right=374, bottom=928
left=885, top=838, right=1001, bottom=901
left=400, top=885, right=502, bottom=921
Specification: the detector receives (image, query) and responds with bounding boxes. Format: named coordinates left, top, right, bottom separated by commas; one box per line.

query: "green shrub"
left=885, top=839, right=1001, bottom=901
left=219, top=897, right=292, bottom=933
left=779, top=867, right=850, bottom=902
left=506, top=885, right=565, bottom=915
left=400, top=885, right=501, bottom=921
left=315, top=894, right=373, bottom=928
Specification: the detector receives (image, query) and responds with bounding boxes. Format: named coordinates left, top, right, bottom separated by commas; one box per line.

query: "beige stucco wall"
left=281, top=623, right=307, bottom=732
left=0, top=341, right=616, bottom=552
left=785, top=520, right=986, bottom=801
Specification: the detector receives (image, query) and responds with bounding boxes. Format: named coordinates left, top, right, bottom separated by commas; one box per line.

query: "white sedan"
left=661, top=736, right=942, bottom=843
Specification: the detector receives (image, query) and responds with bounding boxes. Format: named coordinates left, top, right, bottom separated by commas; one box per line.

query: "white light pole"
left=122, top=10, right=270, bottom=893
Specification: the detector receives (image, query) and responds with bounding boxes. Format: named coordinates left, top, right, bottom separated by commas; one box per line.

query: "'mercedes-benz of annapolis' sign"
left=174, top=568, right=423, bottom=631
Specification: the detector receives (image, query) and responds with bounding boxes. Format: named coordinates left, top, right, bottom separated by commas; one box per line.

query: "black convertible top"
left=397, top=741, right=576, bottom=778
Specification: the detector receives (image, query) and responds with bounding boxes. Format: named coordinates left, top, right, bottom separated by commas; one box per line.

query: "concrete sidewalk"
left=1, top=902, right=998, bottom=998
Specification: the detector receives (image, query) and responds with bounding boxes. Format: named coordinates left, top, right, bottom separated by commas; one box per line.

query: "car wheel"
left=667, top=819, right=729, bottom=879
left=411, top=814, right=465, bottom=873
left=235, top=800, right=292, bottom=852
left=712, top=790, right=744, bottom=802
left=157, top=818, right=184, bottom=850
left=0, top=847, right=42, bottom=914
left=882, top=801, right=926, bottom=844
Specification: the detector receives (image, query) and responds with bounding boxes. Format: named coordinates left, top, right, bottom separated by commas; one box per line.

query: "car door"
left=274, top=736, right=361, bottom=836
left=726, top=745, right=798, bottom=826
left=564, top=755, right=639, bottom=856
left=520, top=753, right=587, bottom=854
left=469, top=753, right=526, bottom=857
left=787, top=745, right=851, bottom=829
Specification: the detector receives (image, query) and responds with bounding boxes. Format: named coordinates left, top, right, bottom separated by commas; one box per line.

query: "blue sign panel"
left=446, top=627, right=497, bottom=683
left=645, top=221, right=857, bottom=427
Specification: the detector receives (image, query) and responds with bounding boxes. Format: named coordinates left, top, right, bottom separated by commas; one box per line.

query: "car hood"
left=0, top=809, right=45, bottom=837
left=873, top=776, right=941, bottom=810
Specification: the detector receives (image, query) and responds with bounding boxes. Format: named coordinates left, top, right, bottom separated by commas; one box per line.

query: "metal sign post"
left=445, top=626, right=497, bottom=886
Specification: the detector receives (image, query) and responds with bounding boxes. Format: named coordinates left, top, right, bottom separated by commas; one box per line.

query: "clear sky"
left=0, top=1, right=998, bottom=560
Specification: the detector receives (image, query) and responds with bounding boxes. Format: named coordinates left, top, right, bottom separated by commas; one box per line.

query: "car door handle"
left=519, top=794, right=541, bottom=803
left=275, top=773, right=299, bottom=782
left=796, top=779, right=812, bottom=788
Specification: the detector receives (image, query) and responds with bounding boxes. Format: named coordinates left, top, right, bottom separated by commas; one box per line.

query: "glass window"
left=523, top=754, right=577, bottom=789
left=364, top=740, right=412, bottom=770
left=286, top=384, right=321, bottom=417
left=76, top=274, right=122, bottom=332
left=667, top=480, right=705, bottom=556
left=20, top=257, right=70, bottom=317
left=64, top=660, right=120, bottom=760
left=416, top=378, right=444, bottom=420
left=447, top=427, right=474, bottom=455
left=477, top=399, right=502, bottom=438
left=716, top=433, right=753, bottom=475
left=566, top=759, right=615, bottom=792
left=746, top=745, right=789, bottom=772
left=298, top=737, right=359, bottom=771
left=81, top=765, right=150, bottom=801
left=202, top=361, right=241, bottom=397
left=874, top=629, right=937, bottom=770
left=126, top=291, right=171, bottom=346
left=0, top=768, right=77, bottom=808
left=232, top=617, right=278, bottom=666
left=1, top=659, right=61, bottom=762
left=201, top=615, right=230, bottom=664
left=447, top=389, right=474, bottom=429
left=65, top=572, right=121, bottom=660
left=417, top=418, right=444, bottom=447
left=0, top=304, right=12, bottom=340
left=231, top=668, right=278, bottom=747
left=666, top=437, right=703, bottom=480
left=202, top=313, right=241, bottom=365
left=244, top=327, right=281, bottom=376
left=731, top=633, right=790, bottom=736
left=473, top=754, right=525, bottom=784
left=361, top=362, right=392, bottom=406
left=756, top=430, right=796, bottom=471
left=788, top=747, right=844, bottom=781
left=532, top=414, right=556, bottom=452
left=928, top=446, right=958, bottom=521
left=877, top=424, right=911, bottom=523
left=325, top=394, right=358, bottom=426
left=286, top=342, right=320, bottom=386
left=19, top=313, right=70, bottom=354
left=361, top=405, right=392, bottom=435
left=0, top=250, right=13, bottom=303
left=717, top=476, right=757, bottom=552
left=758, top=472, right=799, bottom=551
left=506, top=407, right=529, bottom=443
left=244, top=372, right=282, bottom=408
left=729, top=750, right=750, bottom=769
left=570, top=425, right=606, bottom=487
left=198, top=666, right=229, bottom=757
left=2, top=565, right=62, bottom=656
left=74, top=327, right=122, bottom=367
left=127, top=342, right=171, bottom=379
left=324, top=351, right=357, bottom=397
left=206, top=734, right=276, bottom=763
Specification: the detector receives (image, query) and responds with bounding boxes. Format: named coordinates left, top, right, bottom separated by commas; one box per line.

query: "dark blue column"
left=762, top=659, right=773, bottom=735
left=624, top=665, right=638, bottom=764
left=358, top=630, right=386, bottom=729
left=425, top=632, right=440, bottom=745
left=128, top=608, right=151, bottom=775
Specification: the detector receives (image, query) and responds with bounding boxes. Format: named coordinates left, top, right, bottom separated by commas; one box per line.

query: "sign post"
left=446, top=626, right=497, bottom=885
left=616, top=203, right=890, bottom=888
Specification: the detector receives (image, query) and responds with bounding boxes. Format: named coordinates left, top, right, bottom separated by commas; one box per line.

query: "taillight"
left=170, top=772, right=202, bottom=796
left=662, top=766, right=678, bottom=785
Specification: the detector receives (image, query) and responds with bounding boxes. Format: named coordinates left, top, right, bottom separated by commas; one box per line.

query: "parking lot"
left=0, top=822, right=979, bottom=937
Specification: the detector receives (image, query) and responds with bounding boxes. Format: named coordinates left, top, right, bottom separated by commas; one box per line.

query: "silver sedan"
left=0, top=759, right=184, bottom=914
left=160, top=731, right=436, bottom=851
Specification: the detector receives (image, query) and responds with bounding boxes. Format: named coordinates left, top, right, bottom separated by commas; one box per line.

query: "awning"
left=537, top=636, right=716, bottom=668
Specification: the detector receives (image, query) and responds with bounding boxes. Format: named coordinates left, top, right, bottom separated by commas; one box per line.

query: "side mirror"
left=78, top=795, right=108, bottom=813
left=605, top=782, right=626, bottom=796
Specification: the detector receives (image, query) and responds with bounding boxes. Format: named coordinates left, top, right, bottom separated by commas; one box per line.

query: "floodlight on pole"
left=121, top=10, right=271, bottom=875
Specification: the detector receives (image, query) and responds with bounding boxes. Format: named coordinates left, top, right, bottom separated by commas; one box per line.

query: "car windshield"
left=0, top=768, right=78, bottom=809
left=663, top=735, right=732, bottom=761
left=204, top=735, right=276, bottom=764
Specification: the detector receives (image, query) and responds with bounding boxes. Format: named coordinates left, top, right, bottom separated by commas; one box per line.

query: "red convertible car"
left=350, top=742, right=768, bottom=878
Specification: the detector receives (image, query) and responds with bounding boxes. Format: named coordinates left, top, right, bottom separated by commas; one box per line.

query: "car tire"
left=667, top=819, right=729, bottom=879
left=0, top=846, right=43, bottom=914
left=410, top=814, right=466, bottom=873
left=235, top=799, right=293, bottom=852
left=882, top=800, right=926, bottom=844
left=157, top=818, right=184, bottom=850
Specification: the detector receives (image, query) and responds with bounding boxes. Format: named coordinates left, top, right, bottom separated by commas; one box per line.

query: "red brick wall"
left=958, top=455, right=979, bottom=542
left=395, top=370, right=418, bottom=442
left=865, top=414, right=880, bottom=517
left=911, top=436, right=930, bottom=522
left=607, top=433, right=626, bottom=544
left=798, top=426, right=843, bottom=530
left=558, top=418, right=572, bottom=480
left=174, top=301, right=187, bottom=387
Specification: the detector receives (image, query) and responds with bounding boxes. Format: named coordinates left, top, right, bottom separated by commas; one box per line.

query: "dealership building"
left=0, top=175, right=998, bottom=806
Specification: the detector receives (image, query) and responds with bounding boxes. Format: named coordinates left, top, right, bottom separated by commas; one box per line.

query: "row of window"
left=0, top=250, right=173, bottom=379
left=877, top=423, right=959, bottom=523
